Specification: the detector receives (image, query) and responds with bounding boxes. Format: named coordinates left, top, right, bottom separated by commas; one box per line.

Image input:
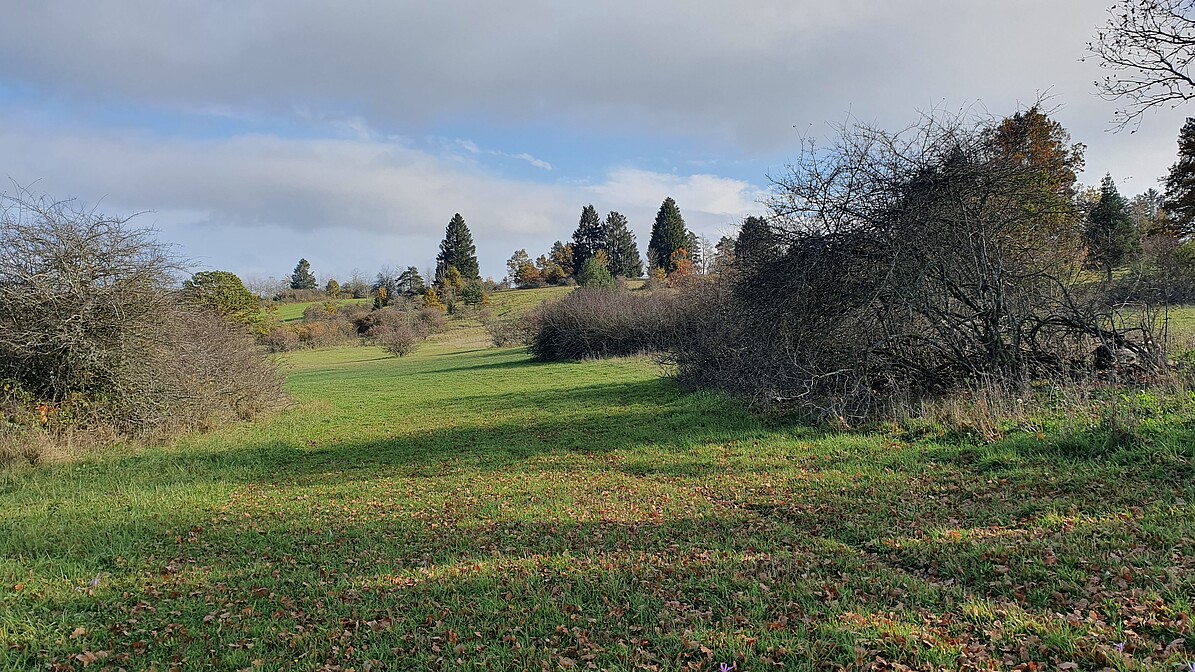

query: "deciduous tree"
left=506, top=249, right=542, bottom=287
left=1088, top=0, right=1195, bottom=129
left=185, top=271, right=264, bottom=329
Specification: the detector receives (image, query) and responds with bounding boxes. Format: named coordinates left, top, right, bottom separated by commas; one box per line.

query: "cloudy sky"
left=0, top=1, right=1189, bottom=283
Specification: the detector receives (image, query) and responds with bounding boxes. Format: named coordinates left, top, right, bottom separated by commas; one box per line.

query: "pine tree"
left=570, top=204, right=607, bottom=274
left=1085, top=174, right=1142, bottom=280
left=604, top=211, right=643, bottom=278
left=436, top=213, right=480, bottom=282
left=647, top=197, right=688, bottom=273
left=1163, top=117, right=1195, bottom=238
left=712, top=235, right=737, bottom=273
left=289, top=258, right=317, bottom=290
left=398, top=267, right=426, bottom=295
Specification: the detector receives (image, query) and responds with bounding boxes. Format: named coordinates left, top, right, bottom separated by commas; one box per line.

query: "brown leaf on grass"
left=73, top=651, right=108, bottom=667
left=69, top=626, right=86, bottom=639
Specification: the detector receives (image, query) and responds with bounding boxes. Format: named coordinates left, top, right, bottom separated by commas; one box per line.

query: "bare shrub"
left=416, top=306, right=448, bottom=333
left=357, top=305, right=447, bottom=357
left=261, top=326, right=300, bottom=353
left=0, top=189, right=286, bottom=440
left=527, top=288, right=684, bottom=361
left=119, top=305, right=286, bottom=434
left=293, top=319, right=357, bottom=348
left=373, top=323, right=420, bottom=356
left=484, top=315, right=534, bottom=347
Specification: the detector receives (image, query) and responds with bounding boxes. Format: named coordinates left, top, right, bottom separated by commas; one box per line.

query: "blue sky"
left=1, top=1, right=1190, bottom=285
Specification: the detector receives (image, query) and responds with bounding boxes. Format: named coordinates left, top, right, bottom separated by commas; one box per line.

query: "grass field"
left=2, top=307, right=1194, bottom=669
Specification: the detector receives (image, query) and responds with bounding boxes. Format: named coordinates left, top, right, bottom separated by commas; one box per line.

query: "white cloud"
left=0, top=116, right=763, bottom=280
left=0, top=0, right=1157, bottom=158
left=512, top=153, right=553, bottom=171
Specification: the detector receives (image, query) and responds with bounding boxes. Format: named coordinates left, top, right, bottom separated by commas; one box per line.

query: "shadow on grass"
left=421, top=356, right=551, bottom=374
left=91, top=377, right=767, bottom=485
left=17, top=493, right=1195, bottom=670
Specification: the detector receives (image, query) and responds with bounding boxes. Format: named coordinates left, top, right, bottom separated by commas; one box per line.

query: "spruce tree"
left=436, top=213, right=480, bottom=281
left=1163, top=117, right=1195, bottom=238
left=570, top=204, right=607, bottom=274
left=604, top=210, right=643, bottom=278
left=1085, top=174, right=1142, bottom=280
left=734, top=216, right=777, bottom=269
left=647, top=197, right=688, bottom=273
left=289, top=258, right=317, bottom=290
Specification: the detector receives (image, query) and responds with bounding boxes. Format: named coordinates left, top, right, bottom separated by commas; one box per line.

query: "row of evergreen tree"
left=282, top=212, right=485, bottom=311
left=507, top=196, right=710, bottom=288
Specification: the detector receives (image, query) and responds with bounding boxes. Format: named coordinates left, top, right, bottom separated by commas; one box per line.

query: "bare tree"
left=1089, top=0, right=1195, bottom=130
left=672, top=108, right=1162, bottom=417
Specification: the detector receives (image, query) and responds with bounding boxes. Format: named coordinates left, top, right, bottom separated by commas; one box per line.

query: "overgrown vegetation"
left=0, top=190, right=285, bottom=464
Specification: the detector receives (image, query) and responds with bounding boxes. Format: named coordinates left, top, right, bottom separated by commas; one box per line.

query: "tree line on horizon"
left=505, top=196, right=722, bottom=290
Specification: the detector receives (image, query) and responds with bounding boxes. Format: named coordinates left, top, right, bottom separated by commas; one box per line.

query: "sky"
left=1, top=1, right=1191, bottom=284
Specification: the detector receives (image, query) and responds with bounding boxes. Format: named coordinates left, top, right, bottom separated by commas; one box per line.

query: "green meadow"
left=2, top=292, right=1194, bottom=670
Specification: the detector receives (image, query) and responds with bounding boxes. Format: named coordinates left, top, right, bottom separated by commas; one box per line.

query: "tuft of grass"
left=1, top=339, right=1192, bottom=670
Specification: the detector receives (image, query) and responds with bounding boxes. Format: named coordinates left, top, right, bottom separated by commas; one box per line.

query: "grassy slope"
left=1, top=300, right=1194, bottom=669
left=275, top=298, right=372, bottom=323
left=273, top=286, right=573, bottom=324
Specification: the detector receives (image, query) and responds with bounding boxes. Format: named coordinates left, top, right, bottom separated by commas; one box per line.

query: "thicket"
left=672, top=110, right=1172, bottom=417
left=524, top=288, right=684, bottom=360
left=0, top=191, right=285, bottom=463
